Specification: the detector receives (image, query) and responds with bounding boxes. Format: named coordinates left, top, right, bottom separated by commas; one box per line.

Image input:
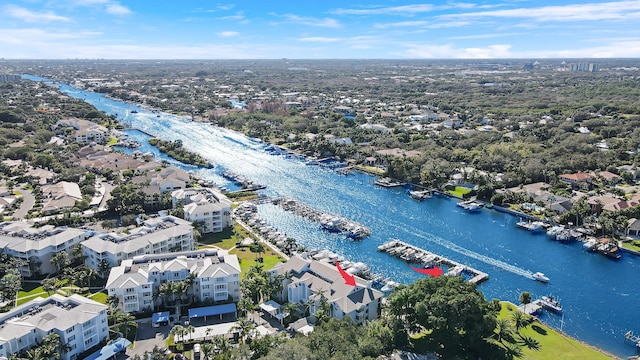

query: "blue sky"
left=2, top=0, right=640, bottom=59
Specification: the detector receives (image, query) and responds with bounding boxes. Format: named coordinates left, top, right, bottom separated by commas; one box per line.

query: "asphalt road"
left=13, top=187, right=34, bottom=220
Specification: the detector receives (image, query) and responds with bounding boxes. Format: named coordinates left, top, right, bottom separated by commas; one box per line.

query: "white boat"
left=540, top=295, right=562, bottom=313
left=532, top=272, right=550, bottom=283
left=457, top=200, right=483, bottom=212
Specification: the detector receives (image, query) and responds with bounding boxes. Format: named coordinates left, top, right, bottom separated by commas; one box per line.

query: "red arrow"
left=336, top=261, right=357, bottom=286
left=411, top=265, right=444, bottom=277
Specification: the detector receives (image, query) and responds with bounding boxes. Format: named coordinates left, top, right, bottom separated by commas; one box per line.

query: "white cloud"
left=5, top=5, right=70, bottom=23
left=218, top=4, right=235, bottom=11
left=218, top=12, right=245, bottom=21
left=441, top=1, right=640, bottom=22
left=218, top=31, right=239, bottom=37
left=106, top=3, right=132, bottom=16
left=374, top=21, right=430, bottom=29
left=403, top=43, right=513, bottom=58
left=298, top=37, right=342, bottom=42
left=332, top=4, right=435, bottom=16
left=448, top=32, right=522, bottom=40
left=281, top=14, right=342, bottom=28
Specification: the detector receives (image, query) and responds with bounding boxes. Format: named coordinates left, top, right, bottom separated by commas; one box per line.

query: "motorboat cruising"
left=540, top=295, right=562, bottom=313
left=532, top=272, right=550, bottom=283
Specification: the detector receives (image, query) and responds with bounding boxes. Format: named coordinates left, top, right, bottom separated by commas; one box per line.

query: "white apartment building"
left=53, top=119, right=109, bottom=145
left=172, top=188, right=232, bottom=233
left=82, top=215, right=194, bottom=275
left=0, top=294, right=109, bottom=360
left=0, top=222, right=90, bottom=277
left=270, top=255, right=384, bottom=325
left=106, top=249, right=240, bottom=313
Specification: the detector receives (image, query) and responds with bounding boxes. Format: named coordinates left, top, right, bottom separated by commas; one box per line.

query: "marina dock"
left=272, top=197, right=371, bottom=240
left=625, top=331, right=640, bottom=348
left=377, top=239, right=489, bottom=284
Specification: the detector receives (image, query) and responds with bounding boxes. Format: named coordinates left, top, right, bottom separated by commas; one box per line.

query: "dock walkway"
left=377, top=239, right=489, bottom=284
left=625, top=331, right=640, bottom=348
left=273, top=197, right=371, bottom=240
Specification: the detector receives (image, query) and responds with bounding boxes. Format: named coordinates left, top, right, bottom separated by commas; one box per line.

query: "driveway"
left=126, top=318, right=171, bottom=358
left=13, top=187, right=34, bottom=220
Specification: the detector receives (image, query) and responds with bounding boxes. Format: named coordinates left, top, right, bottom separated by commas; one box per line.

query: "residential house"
left=559, top=172, right=593, bottom=189
left=504, top=182, right=574, bottom=214
left=133, top=167, right=192, bottom=207
left=586, top=193, right=640, bottom=213
left=0, top=222, right=90, bottom=277
left=172, top=188, right=232, bottom=233
left=82, top=215, right=194, bottom=275
left=592, top=170, right=623, bottom=185
left=40, top=181, right=83, bottom=214
left=106, top=249, right=240, bottom=313
left=627, top=218, right=640, bottom=237
left=0, top=294, right=108, bottom=360
left=269, top=255, right=384, bottom=325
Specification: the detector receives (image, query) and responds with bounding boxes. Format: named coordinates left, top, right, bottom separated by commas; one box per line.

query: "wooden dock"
left=378, top=239, right=489, bottom=284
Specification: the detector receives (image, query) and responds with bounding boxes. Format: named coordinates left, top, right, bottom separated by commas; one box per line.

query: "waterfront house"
left=106, top=249, right=240, bottom=313
left=269, top=255, right=384, bottom=325
left=627, top=218, right=640, bottom=237
left=0, top=294, right=108, bottom=360
left=53, top=118, right=109, bottom=145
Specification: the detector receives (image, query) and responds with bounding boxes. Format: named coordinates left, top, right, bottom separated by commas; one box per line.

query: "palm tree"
left=51, top=252, right=70, bottom=274
left=511, top=310, right=534, bottom=334
left=185, top=324, right=195, bottom=341
left=237, top=297, right=256, bottom=318
left=231, top=318, right=255, bottom=343
left=117, top=312, right=138, bottom=339
left=282, top=301, right=300, bottom=322
left=519, top=291, right=531, bottom=305
left=42, top=277, right=59, bottom=295
left=200, top=342, right=215, bottom=360
left=212, top=335, right=231, bottom=354
left=170, top=324, right=186, bottom=343
left=493, top=318, right=515, bottom=345
left=98, top=258, right=111, bottom=278
left=84, top=268, right=98, bottom=289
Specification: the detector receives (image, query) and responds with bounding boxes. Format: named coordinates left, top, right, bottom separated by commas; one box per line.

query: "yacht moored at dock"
left=516, top=220, right=547, bottom=233
left=457, top=199, right=483, bottom=212
left=378, top=239, right=489, bottom=284
left=408, top=189, right=432, bottom=201
left=374, top=177, right=405, bottom=188
left=538, top=295, right=562, bottom=313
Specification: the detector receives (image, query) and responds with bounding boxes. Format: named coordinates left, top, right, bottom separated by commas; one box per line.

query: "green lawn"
left=17, top=286, right=50, bottom=305
left=499, top=302, right=614, bottom=360
left=447, top=186, right=472, bottom=199
left=89, top=291, right=109, bottom=304
left=231, top=247, right=284, bottom=279
left=621, top=240, right=640, bottom=253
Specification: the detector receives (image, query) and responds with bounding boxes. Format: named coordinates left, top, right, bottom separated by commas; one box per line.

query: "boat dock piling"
left=272, top=197, right=371, bottom=240
left=378, top=239, right=489, bottom=284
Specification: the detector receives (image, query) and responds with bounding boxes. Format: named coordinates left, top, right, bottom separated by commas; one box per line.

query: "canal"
left=26, top=75, right=640, bottom=357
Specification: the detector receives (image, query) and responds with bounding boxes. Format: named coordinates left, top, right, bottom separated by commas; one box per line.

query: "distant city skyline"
left=2, top=0, right=640, bottom=59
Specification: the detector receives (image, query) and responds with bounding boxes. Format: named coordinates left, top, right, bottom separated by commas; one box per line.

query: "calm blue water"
left=26, top=75, right=640, bottom=358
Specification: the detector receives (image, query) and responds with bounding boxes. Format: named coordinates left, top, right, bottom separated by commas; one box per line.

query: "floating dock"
left=378, top=239, right=489, bottom=284
left=272, top=197, right=371, bottom=240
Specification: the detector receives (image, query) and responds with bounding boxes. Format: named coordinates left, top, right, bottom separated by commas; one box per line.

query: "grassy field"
left=620, top=240, right=640, bottom=253
left=447, top=186, right=472, bottom=198
left=499, top=302, right=614, bottom=360
left=231, top=247, right=284, bottom=279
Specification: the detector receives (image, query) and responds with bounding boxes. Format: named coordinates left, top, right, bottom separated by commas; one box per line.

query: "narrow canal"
left=26, top=75, right=640, bottom=357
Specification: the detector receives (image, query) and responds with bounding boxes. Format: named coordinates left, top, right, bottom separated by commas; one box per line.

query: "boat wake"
left=400, top=227, right=533, bottom=278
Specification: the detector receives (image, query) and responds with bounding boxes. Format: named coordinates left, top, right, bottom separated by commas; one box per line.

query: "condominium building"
left=106, top=249, right=240, bottom=313
left=82, top=215, right=194, bottom=275
left=270, top=255, right=384, bottom=325
left=172, top=187, right=232, bottom=233
left=0, top=294, right=109, bottom=360
left=0, top=222, right=90, bottom=277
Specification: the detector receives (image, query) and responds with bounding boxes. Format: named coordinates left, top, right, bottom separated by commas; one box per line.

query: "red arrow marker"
left=411, top=265, right=444, bottom=277
left=336, top=261, right=357, bottom=286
